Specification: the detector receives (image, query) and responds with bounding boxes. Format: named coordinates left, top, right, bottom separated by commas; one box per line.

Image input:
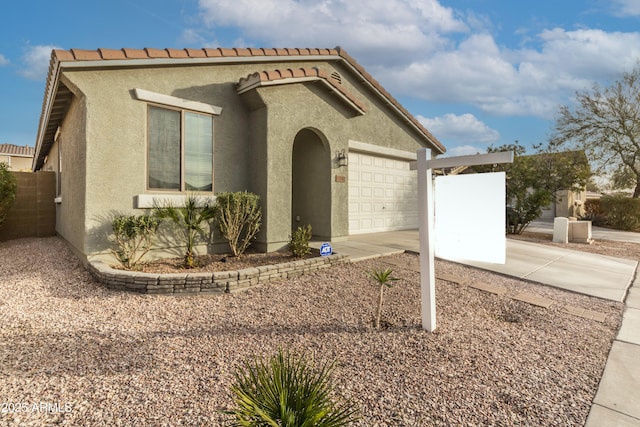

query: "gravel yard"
left=0, top=237, right=625, bottom=426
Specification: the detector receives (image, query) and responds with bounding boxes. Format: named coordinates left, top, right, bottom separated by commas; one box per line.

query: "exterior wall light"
left=336, top=149, right=348, bottom=167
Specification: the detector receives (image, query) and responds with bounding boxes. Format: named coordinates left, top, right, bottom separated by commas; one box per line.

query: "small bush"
left=214, top=191, right=262, bottom=257
left=0, top=163, right=17, bottom=227
left=227, top=349, right=359, bottom=426
left=289, top=224, right=312, bottom=258
left=600, top=195, right=640, bottom=231
left=110, top=214, right=159, bottom=269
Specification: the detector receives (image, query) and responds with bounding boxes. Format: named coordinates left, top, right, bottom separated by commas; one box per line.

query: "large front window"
left=148, top=105, right=213, bottom=191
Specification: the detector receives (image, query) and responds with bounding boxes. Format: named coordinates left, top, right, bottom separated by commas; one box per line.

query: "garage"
left=348, top=150, right=418, bottom=234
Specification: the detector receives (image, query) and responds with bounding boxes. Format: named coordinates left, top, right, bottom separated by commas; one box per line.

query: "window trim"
left=146, top=104, right=214, bottom=193
left=134, top=88, right=222, bottom=116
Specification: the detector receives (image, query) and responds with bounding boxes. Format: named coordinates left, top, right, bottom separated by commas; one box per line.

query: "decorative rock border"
left=88, top=253, right=350, bottom=295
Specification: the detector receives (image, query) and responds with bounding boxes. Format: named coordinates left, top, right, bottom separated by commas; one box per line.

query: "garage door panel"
left=349, top=151, right=418, bottom=234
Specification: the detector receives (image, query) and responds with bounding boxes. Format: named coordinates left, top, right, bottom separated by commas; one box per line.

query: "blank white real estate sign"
left=434, top=172, right=506, bottom=264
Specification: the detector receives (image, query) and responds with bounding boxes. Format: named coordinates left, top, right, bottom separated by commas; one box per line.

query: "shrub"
left=214, top=191, right=262, bottom=257
left=110, top=214, right=159, bottom=269
left=0, top=163, right=17, bottom=227
left=289, top=224, right=312, bottom=258
left=367, top=267, right=399, bottom=330
left=599, top=195, right=640, bottom=231
left=153, top=194, right=216, bottom=268
left=227, top=349, right=360, bottom=426
left=582, top=199, right=607, bottom=226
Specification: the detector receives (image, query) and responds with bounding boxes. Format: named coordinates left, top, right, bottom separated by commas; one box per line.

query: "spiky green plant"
left=367, top=267, right=399, bottom=329
left=227, top=349, right=360, bottom=426
left=152, top=194, right=216, bottom=268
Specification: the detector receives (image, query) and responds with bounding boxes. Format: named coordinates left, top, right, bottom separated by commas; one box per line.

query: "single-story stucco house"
left=0, top=144, right=35, bottom=172
left=32, top=46, right=445, bottom=262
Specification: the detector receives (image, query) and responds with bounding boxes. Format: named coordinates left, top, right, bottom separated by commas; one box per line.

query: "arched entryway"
left=291, top=128, right=331, bottom=239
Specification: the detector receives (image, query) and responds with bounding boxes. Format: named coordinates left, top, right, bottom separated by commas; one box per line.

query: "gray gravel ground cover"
left=0, top=237, right=624, bottom=426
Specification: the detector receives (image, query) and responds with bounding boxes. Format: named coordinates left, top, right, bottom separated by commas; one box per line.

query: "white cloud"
left=197, top=0, right=467, bottom=65
left=446, top=145, right=485, bottom=157
left=418, top=113, right=499, bottom=145
left=195, top=0, right=640, bottom=120
left=19, top=45, right=59, bottom=80
left=0, top=54, right=9, bottom=66
left=611, top=0, right=640, bottom=16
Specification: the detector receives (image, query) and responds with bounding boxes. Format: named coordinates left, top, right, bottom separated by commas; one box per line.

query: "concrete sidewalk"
left=314, top=228, right=640, bottom=426
left=317, top=230, right=637, bottom=302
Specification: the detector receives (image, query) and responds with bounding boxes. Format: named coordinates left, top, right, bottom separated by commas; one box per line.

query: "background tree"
left=550, top=63, right=640, bottom=196
left=478, top=143, right=590, bottom=234
left=0, top=162, right=17, bottom=227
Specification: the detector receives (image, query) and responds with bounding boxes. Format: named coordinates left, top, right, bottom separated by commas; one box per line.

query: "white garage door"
left=349, top=151, right=418, bottom=234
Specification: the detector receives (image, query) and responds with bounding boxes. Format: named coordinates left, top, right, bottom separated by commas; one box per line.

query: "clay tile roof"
left=291, top=68, right=306, bottom=78
left=166, top=48, right=189, bottom=58
left=36, top=46, right=445, bottom=169
left=98, top=48, right=126, bottom=60
left=237, top=67, right=367, bottom=115
left=70, top=49, right=102, bottom=61
left=203, top=48, right=221, bottom=57
left=185, top=48, right=206, bottom=58
left=122, top=48, right=148, bottom=59
left=144, top=48, right=169, bottom=58
left=53, top=49, right=74, bottom=62
left=248, top=48, right=265, bottom=56
left=0, top=144, right=35, bottom=157
left=235, top=48, right=251, bottom=57
left=218, top=48, right=237, bottom=57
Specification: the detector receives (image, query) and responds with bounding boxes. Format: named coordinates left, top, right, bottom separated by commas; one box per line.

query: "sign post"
left=415, top=148, right=513, bottom=332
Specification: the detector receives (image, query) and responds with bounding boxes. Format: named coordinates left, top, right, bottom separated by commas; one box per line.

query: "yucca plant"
left=227, top=349, right=359, bottom=426
left=152, top=194, right=216, bottom=268
left=367, top=267, right=399, bottom=329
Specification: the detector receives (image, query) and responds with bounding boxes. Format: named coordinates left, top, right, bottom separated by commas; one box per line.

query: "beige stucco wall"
left=51, top=58, right=435, bottom=259
left=41, top=85, right=88, bottom=259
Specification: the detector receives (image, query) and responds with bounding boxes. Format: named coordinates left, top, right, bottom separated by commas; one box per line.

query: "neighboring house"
left=534, top=150, right=590, bottom=220
left=0, top=144, right=35, bottom=171
left=32, top=47, right=445, bottom=262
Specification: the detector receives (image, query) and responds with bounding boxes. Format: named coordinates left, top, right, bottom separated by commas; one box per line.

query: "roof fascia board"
left=33, top=59, right=62, bottom=171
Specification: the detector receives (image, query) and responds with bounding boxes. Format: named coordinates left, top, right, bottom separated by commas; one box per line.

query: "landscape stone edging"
left=87, top=253, right=350, bottom=295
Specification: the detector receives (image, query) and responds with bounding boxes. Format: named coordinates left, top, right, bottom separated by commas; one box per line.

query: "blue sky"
left=1, top=0, right=640, bottom=157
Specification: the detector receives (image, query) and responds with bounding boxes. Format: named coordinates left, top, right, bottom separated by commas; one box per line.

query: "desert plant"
left=110, top=214, right=159, bottom=269
left=214, top=191, right=262, bottom=257
left=367, top=267, right=399, bottom=329
left=153, top=194, right=216, bottom=268
left=227, top=349, right=359, bottom=426
left=0, top=162, right=17, bottom=227
left=289, top=224, right=312, bottom=258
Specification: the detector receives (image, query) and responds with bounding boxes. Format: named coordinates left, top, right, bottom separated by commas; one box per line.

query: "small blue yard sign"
left=319, top=242, right=333, bottom=257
